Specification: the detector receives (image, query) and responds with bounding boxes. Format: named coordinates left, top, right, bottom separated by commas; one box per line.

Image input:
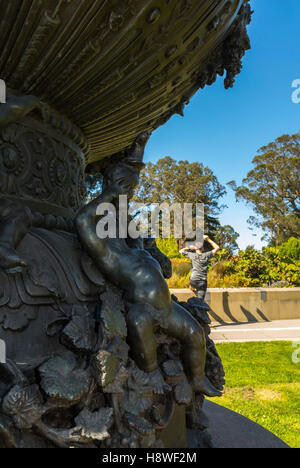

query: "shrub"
left=167, top=274, right=190, bottom=289
left=171, top=259, right=192, bottom=276
left=207, top=241, right=300, bottom=288
left=166, top=259, right=191, bottom=288
left=165, top=238, right=300, bottom=288
left=156, top=235, right=181, bottom=259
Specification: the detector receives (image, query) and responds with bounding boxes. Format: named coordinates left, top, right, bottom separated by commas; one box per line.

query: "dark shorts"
left=189, top=279, right=207, bottom=300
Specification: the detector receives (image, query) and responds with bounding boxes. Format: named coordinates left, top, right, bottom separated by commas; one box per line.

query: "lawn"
left=209, top=341, right=300, bottom=448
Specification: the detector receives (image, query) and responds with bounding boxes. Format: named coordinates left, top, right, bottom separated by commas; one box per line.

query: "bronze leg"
left=126, top=304, right=158, bottom=373
left=164, top=302, right=222, bottom=397
left=164, top=301, right=206, bottom=382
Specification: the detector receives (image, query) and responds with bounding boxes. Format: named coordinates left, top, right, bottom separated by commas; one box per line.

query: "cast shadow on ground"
left=207, top=292, right=270, bottom=326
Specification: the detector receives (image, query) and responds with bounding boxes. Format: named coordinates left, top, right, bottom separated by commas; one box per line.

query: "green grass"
left=209, top=342, right=300, bottom=448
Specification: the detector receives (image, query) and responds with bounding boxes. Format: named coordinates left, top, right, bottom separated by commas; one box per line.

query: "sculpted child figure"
left=75, top=132, right=221, bottom=398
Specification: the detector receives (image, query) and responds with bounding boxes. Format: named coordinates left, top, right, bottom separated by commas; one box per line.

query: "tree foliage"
left=85, top=174, right=102, bottom=201
left=135, top=156, right=226, bottom=216
left=209, top=223, right=239, bottom=254
left=228, top=132, right=300, bottom=244
left=85, top=156, right=239, bottom=250
left=134, top=156, right=239, bottom=248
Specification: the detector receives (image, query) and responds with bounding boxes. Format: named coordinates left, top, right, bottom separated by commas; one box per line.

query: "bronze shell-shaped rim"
left=0, top=0, right=251, bottom=170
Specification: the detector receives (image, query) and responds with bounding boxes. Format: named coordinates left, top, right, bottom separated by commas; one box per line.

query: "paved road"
left=210, top=319, right=300, bottom=343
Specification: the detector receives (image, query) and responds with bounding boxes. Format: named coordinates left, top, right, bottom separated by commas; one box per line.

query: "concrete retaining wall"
left=171, top=288, right=300, bottom=323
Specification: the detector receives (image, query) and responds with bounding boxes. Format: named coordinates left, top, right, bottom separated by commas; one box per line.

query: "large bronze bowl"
left=0, top=0, right=250, bottom=171
left=0, top=0, right=252, bottom=449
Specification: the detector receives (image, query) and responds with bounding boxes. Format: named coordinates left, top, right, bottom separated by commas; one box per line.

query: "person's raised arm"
left=180, top=247, right=191, bottom=256
left=204, top=235, right=220, bottom=255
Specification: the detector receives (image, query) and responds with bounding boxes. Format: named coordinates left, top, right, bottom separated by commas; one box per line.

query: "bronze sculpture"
left=76, top=133, right=221, bottom=398
left=0, top=0, right=251, bottom=448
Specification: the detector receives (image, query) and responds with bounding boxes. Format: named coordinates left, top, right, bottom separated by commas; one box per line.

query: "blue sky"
left=144, top=0, right=300, bottom=250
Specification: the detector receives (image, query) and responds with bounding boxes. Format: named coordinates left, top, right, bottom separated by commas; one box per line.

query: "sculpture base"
left=187, top=401, right=290, bottom=449
left=160, top=405, right=187, bottom=449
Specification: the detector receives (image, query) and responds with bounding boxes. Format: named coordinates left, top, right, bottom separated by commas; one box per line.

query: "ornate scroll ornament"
left=0, top=93, right=89, bottom=218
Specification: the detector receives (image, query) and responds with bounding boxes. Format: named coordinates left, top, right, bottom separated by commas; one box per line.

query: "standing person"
left=180, top=236, right=220, bottom=300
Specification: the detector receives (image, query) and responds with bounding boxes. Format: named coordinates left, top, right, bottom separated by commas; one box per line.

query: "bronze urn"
left=0, top=0, right=251, bottom=448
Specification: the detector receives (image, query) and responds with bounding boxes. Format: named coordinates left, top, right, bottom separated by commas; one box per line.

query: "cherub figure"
left=75, top=132, right=221, bottom=397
